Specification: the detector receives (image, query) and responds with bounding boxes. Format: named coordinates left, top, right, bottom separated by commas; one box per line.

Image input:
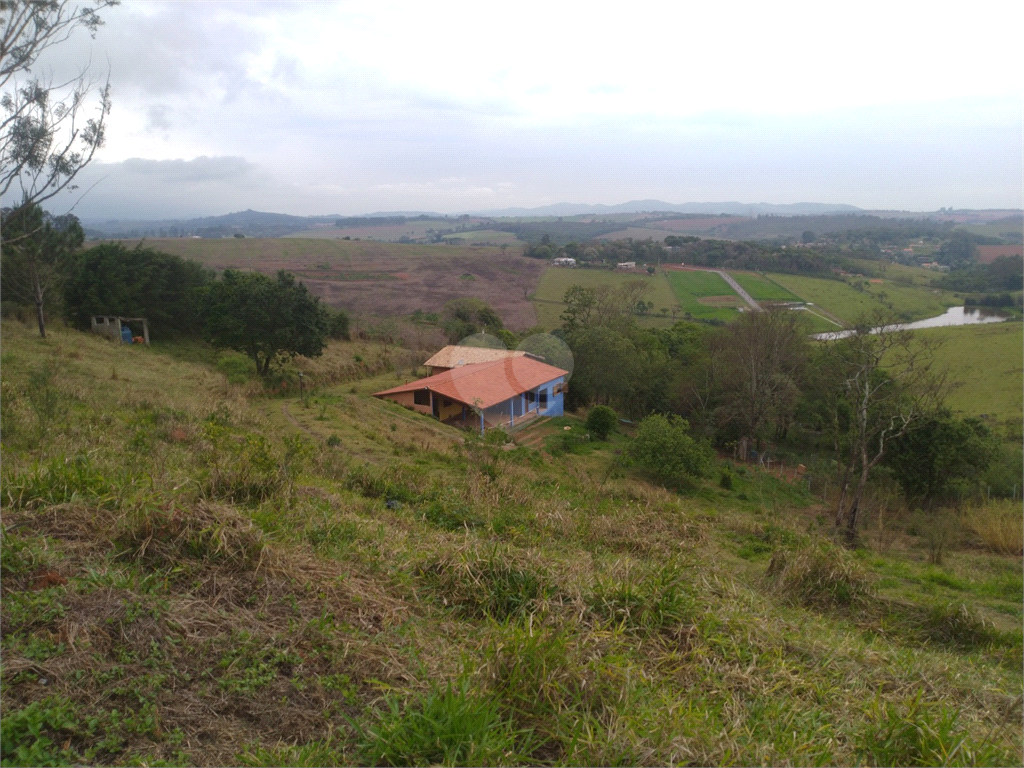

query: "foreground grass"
left=1, top=322, right=1021, bottom=766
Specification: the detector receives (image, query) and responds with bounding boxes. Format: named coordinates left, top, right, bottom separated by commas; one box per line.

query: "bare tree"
left=820, top=314, right=949, bottom=542
left=1, top=0, right=117, bottom=236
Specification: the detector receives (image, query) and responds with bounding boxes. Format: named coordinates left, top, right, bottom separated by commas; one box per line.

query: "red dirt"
left=977, top=245, right=1023, bottom=265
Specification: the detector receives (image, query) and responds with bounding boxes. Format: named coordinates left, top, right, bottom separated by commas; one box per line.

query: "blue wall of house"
left=537, top=376, right=564, bottom=418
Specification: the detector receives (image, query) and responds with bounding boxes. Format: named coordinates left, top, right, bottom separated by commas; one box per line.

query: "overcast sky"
left=10, top=0, right=1024, bottom=220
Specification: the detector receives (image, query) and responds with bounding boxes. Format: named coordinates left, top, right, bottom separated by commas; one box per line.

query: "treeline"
left=2, top=206, right=349, bottom=374
left=553, top=282, right=1019, bottom=528
left=525, top=235, right=866, bottom=276
left=934, top=255, right=1023, bottom=293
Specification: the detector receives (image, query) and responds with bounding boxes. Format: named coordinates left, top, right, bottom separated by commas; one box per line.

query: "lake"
left=813, top=306, right=1011, bottom=341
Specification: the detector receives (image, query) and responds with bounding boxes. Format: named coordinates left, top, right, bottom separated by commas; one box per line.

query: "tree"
left=1, top=1, right=117, bottom=234
left=440, top=297, right=503, bottom=343
left=627, top=413, right=712, bottom=487
left=714, top=308, right=808, bottom=450
left=202, top=270, right=329, bottom=377
left=62, top=242, right=212, bottom=339
left=585, top=405, right=617, bottom=441
left=0, top=202, right=82, bottom=336
left=815, top=315, right=949, bottom=542
left=884, top=411, right=997, bottom=511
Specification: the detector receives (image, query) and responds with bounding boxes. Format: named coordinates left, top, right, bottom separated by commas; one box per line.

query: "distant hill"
left=466, top=200, right=864, bottom=217
left=83, top=209, right=343, bottom=239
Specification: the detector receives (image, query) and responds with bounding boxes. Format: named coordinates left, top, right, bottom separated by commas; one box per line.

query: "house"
left=616, top=261, right=636, bottom=269
left=422, top=345, right=529, bottom=376
left=373, top=356, right=567, bottom=433
left=552, top=257, right=576, bottom=267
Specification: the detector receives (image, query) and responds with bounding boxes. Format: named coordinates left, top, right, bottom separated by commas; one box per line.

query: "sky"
left=8, top=0, right=1024, bottom=220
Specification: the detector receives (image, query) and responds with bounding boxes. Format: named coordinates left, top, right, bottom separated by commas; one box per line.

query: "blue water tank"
left=121, top=325, right=132, bottom=343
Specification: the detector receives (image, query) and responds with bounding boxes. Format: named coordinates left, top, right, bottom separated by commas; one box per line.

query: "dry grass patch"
left=962, top=500, right=1023, bottom=556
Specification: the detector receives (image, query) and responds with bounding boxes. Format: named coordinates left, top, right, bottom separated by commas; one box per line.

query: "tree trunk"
left=34, top=277, right=46, bottom=338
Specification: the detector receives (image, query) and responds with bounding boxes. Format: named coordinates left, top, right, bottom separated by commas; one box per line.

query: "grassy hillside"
left=1, top=322, right=1021, bottom=766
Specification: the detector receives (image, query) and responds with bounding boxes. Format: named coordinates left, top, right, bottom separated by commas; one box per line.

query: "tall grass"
left=962, top=500, right=1023, bottom=556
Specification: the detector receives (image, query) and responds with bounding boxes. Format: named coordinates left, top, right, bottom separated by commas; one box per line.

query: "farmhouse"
left=373, top=356, right=567, bottom=433
left=616, top=261, right=636, bottom=269
left=422, top=345, right=528, bottom=376
left=552, top=256, right=576, bottom=267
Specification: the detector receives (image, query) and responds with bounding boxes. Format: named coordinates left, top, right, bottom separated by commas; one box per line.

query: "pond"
left=813, top=306, right=1011, bottom=341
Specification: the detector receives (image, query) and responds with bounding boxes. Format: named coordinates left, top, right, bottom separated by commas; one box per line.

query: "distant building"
left=616, top=261, right=636, bottom=269
left=552, top=257, right=576, bottom=267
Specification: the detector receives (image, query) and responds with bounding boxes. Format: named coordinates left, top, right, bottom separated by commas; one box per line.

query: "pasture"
left=729, top=272, right=801, bottom=302
left=532, top=267, right=678, bottom=330
left=111, top=238, right=544, bottom=329
left=917, top=322, right=1024, bottom=427
left=768, top=272, right=958, bottom=325
left=285, top=217, right=493, bottom=242
left=664, top=269, right=745, bottom=322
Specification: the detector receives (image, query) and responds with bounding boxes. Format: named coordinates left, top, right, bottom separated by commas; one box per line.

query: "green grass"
left=729, top=272, right=801, bottom=302
left=531, top=267, right=678, bottom=330
left=768, top=272, right=959, bottom=325
left=1, top=319, right=1021, bottom=766
left=915, top=323, right=1023, bottom=424
left=664, top=270, right=744, bottom=322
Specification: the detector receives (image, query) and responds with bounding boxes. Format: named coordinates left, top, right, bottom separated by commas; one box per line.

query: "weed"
left=356, top=679, right=535, bottom=767
left=766, top=540, right=875, bottom=607
left=422, top=499, right=483, bottom=531
left=418, top=548, right=548, bottom=620
left=855, top=693, right=1014, bottom=766
left=0, top=698, right=84, bottom=767
left=238, top=739, right=342, bottom=767
left=2, top=454, right=122, bottom=509
left=586, top=564, right=696, bottom=634
left=115, top=501, right=266, bottom=569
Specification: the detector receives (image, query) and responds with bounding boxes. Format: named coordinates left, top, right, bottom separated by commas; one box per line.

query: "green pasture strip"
left=532, top=267, right=679, bottom=331
left=664, top=270, right=742, bottom=322
left=915, top=323, right=1023, bottom=424
left=768, top=273, right=957, bottom=325
left=729, top=272, right=801, bottom=302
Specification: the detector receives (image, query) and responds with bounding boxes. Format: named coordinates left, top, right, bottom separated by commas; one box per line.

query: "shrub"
left=626, top=414, right=712, bottom=486
left=766, top=540, right=875, bottom=607
left=719, top=467, right=733, bottom=490
left=585, top=406, right=617, bottom=441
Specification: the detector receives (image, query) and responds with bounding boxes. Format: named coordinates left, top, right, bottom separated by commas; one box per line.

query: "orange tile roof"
left=374, top=357, right=567, bottom=410
left=423, top=345, right=527, bottom=369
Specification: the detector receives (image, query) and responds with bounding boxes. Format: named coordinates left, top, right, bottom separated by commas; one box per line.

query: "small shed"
left=90, top=316, right=150, bottom=345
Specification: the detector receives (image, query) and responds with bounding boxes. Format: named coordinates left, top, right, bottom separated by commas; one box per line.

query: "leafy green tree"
left=62, top=242, right=212, bottom=339
left=202, top=269, right=329, bottom=377
left=327, top=308, right=350, bottom=340
left=585, top=405, right=617, bottom=440
left=0, top=204, right=83, bottom=337
left=884, top=412, right=998, bottom=510
left=627, top=413, right=712, bottom=487
left=440, top=298, right=503, bottom=343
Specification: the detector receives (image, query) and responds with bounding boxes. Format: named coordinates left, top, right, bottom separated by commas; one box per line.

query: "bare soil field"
left=977, top=244, right=1023, bottom=264
left=110, top=238, right=544, bottom=329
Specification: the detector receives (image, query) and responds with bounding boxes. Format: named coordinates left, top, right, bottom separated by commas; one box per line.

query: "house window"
left=414, top=389, right=430, bottom=406
left=526, top=390, right=536, bottom=404
left=539, top=389, right=548, bottom=407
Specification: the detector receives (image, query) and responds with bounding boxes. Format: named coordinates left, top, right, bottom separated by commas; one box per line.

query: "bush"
left=626, top=414, right=712, bottom=486
left=585, top=405, right=617, bottom=441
